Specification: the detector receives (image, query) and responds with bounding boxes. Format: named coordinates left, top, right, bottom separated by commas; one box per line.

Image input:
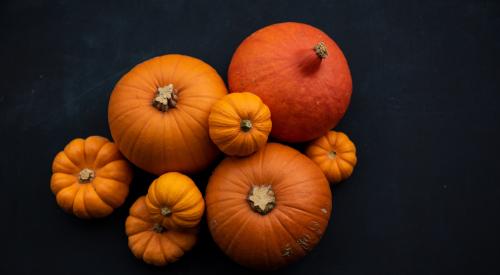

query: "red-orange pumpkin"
left=205, top=143, right=332, bottom=270
left=228, top=22, right=352, bottom=142
left=108, top=54, right=227, bottom=175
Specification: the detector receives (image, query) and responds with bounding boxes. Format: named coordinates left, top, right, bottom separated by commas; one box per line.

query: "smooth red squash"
left=228, top=22, right=352, bottom=142
left=205, top=143, right=332, bottom=270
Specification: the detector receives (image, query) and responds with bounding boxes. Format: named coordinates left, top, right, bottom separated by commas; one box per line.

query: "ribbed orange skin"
left=108, top=54, right=227, bottom=175
left=126, top=196, right=197, bottom=266
left=228, top=22, right=352, bottom=142
left=306, top=131, right=357, bottom=183
left=208, top=92, right=272, bottom=156
left=145, top=172, right=205, bottom=230
left=50, top=136, right=132, bottom=218
left=206, top=143, right=332, bottom=270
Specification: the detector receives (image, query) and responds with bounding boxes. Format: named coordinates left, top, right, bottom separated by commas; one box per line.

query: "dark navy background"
left=1, top=1, right=499, bottom=274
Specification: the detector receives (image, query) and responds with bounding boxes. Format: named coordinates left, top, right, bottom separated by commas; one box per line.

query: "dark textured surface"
left=1, top=0, right=500, bottom=274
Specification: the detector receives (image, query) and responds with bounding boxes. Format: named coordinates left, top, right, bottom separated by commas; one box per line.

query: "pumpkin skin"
left=228, top=22, right=352, bottom=142
left=108, top=54, right=227, bottom=175
left=126, top=196, right=197, bottom=266
left=50, top=136, right=132, bottom=218
left=205, top=143, right=332, bottom=270
left=306, top=131, right=357, bottom=183
left=208, top=92, right=272, bottom=156
left=145, top=172, right=205, bottom=230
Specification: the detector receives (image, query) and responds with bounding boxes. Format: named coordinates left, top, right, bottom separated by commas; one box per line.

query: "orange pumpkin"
left=306, top=131, right=357, bottom=183
left=208, top=92, right=272, bottom=156
left=50, top=136, right=132, bottom=218
left=108, top=54, right=227, bottom=175
left=145, top=172, right=205, bottom=230
left=205, top=143, right=332, bottom=270
left=126, top=196, right=197, bottom=266
left=228, top=22, right=352, bottom=142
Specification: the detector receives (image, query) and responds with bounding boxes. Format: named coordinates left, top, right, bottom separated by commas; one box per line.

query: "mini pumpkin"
left=205, top=143, right=332, bottom=270
left=126, top=196, right=197, bottom=266
left=208, top=92, right=272, bottom=156
left=306, top=131, right=357, bottom=183
left=145, top=172, right=205, bottom=230
left=50, top=136, right=132, bottom=218
left=108, top=54, right=227, bottom=175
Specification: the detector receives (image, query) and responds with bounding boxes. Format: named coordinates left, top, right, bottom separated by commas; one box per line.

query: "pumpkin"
left=306, top=131, right=357, bottom=183
left=126, top=196, right=197, bottom=266
left=108, top=54, right=227, bottom=175
left=228, top=22, right=352, bottom=142
left=50, top=136, right=132, bottom=218
left=208, top=92, right=272, bottom=156
left=205, top=143, right=332, bottom=270
left=145, top=172, right=204, bottom=230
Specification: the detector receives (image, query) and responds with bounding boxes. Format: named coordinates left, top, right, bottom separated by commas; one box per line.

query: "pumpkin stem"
left=314, top=42, right=328, bottom=59
left=328, top=151, right=337, bottom=159
left=240, top=119, right=253, bottom=132
left=161, top=206, right=172, bottom=216
left=248, top=185, right=275, bottom=215
left=152, top=84, right=178, bottom=112
left=152, top=223, right=165, bottom=233
left=78, top=168, right=95, bottom=183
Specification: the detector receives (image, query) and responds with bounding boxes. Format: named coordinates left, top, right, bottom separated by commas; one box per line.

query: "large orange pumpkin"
left=126, top=196, right=197, bottom=266
left=50, top=136, right=132, bottom=218
left=228, top=22, right=352, bottom=142
left=205, top=143, right=332, bottom=270
left=108, top=54, right=227, bottom=175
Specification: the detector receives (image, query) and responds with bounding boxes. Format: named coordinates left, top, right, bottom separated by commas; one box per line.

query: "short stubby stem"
left=240, top=119, right=253, bottom=132
left=152, top=223, right=165, bottom=233
left=79, top=168, right=95, bottom=183
left=314, top=42, right=328, bottom=59
left=152, top=83, right=178, bottom=112
left=328, top=151, right=337, bottom=159
left=161, top=206, right=172, bottom=216
left=248, top=185, right=275, bottom=215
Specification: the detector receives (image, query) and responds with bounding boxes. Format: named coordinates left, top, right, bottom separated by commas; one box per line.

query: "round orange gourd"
left=228, top=22, right=352, bottom=142
left=145, top=172, right=204, bottom=230
left=208, top=92, right=272, bottom=156
left=205, top=143, right=332, bottom=270
left=108, top=54, right=227, bottom=175
left=306, top=131, right=357, bottom=183
left=126, top=196, right=197, bottom=266
left=50, top=136, right=132, bottom=218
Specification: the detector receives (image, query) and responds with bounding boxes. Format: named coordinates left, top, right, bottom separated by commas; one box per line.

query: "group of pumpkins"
left=50, top=22, right=357, bottom=270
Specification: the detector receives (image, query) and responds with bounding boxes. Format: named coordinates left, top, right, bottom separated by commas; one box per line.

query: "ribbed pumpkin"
left=50, top=136, right=132, bottom=218
left=145, top=172, right=205, bottom=230
left=205, top=143, right=332, bottom=270
left=228, top=22, right=352, bottom=142
left=208, top=92, right=272, bottom=156
left=306, top=131, right=357, bottom=183
left=126, top=196, right=197, bottom=266
left=108, top=54, right=227, bottom=175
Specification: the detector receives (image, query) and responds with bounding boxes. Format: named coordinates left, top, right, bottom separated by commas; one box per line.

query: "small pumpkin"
left=205, top=143, right=332, bottom=270
left=228, top=22, right=352, bottom=142
left=145, top=172, right=205, bottom=230
left=208, top=92, right=272, bottom=156
left=126, top=196, right=197, bottom=266
left=50, top=136, right=132, bottom=218
left=306, top=131, right=357, bottom=183
left=108, top=54, right=227, bottom=175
